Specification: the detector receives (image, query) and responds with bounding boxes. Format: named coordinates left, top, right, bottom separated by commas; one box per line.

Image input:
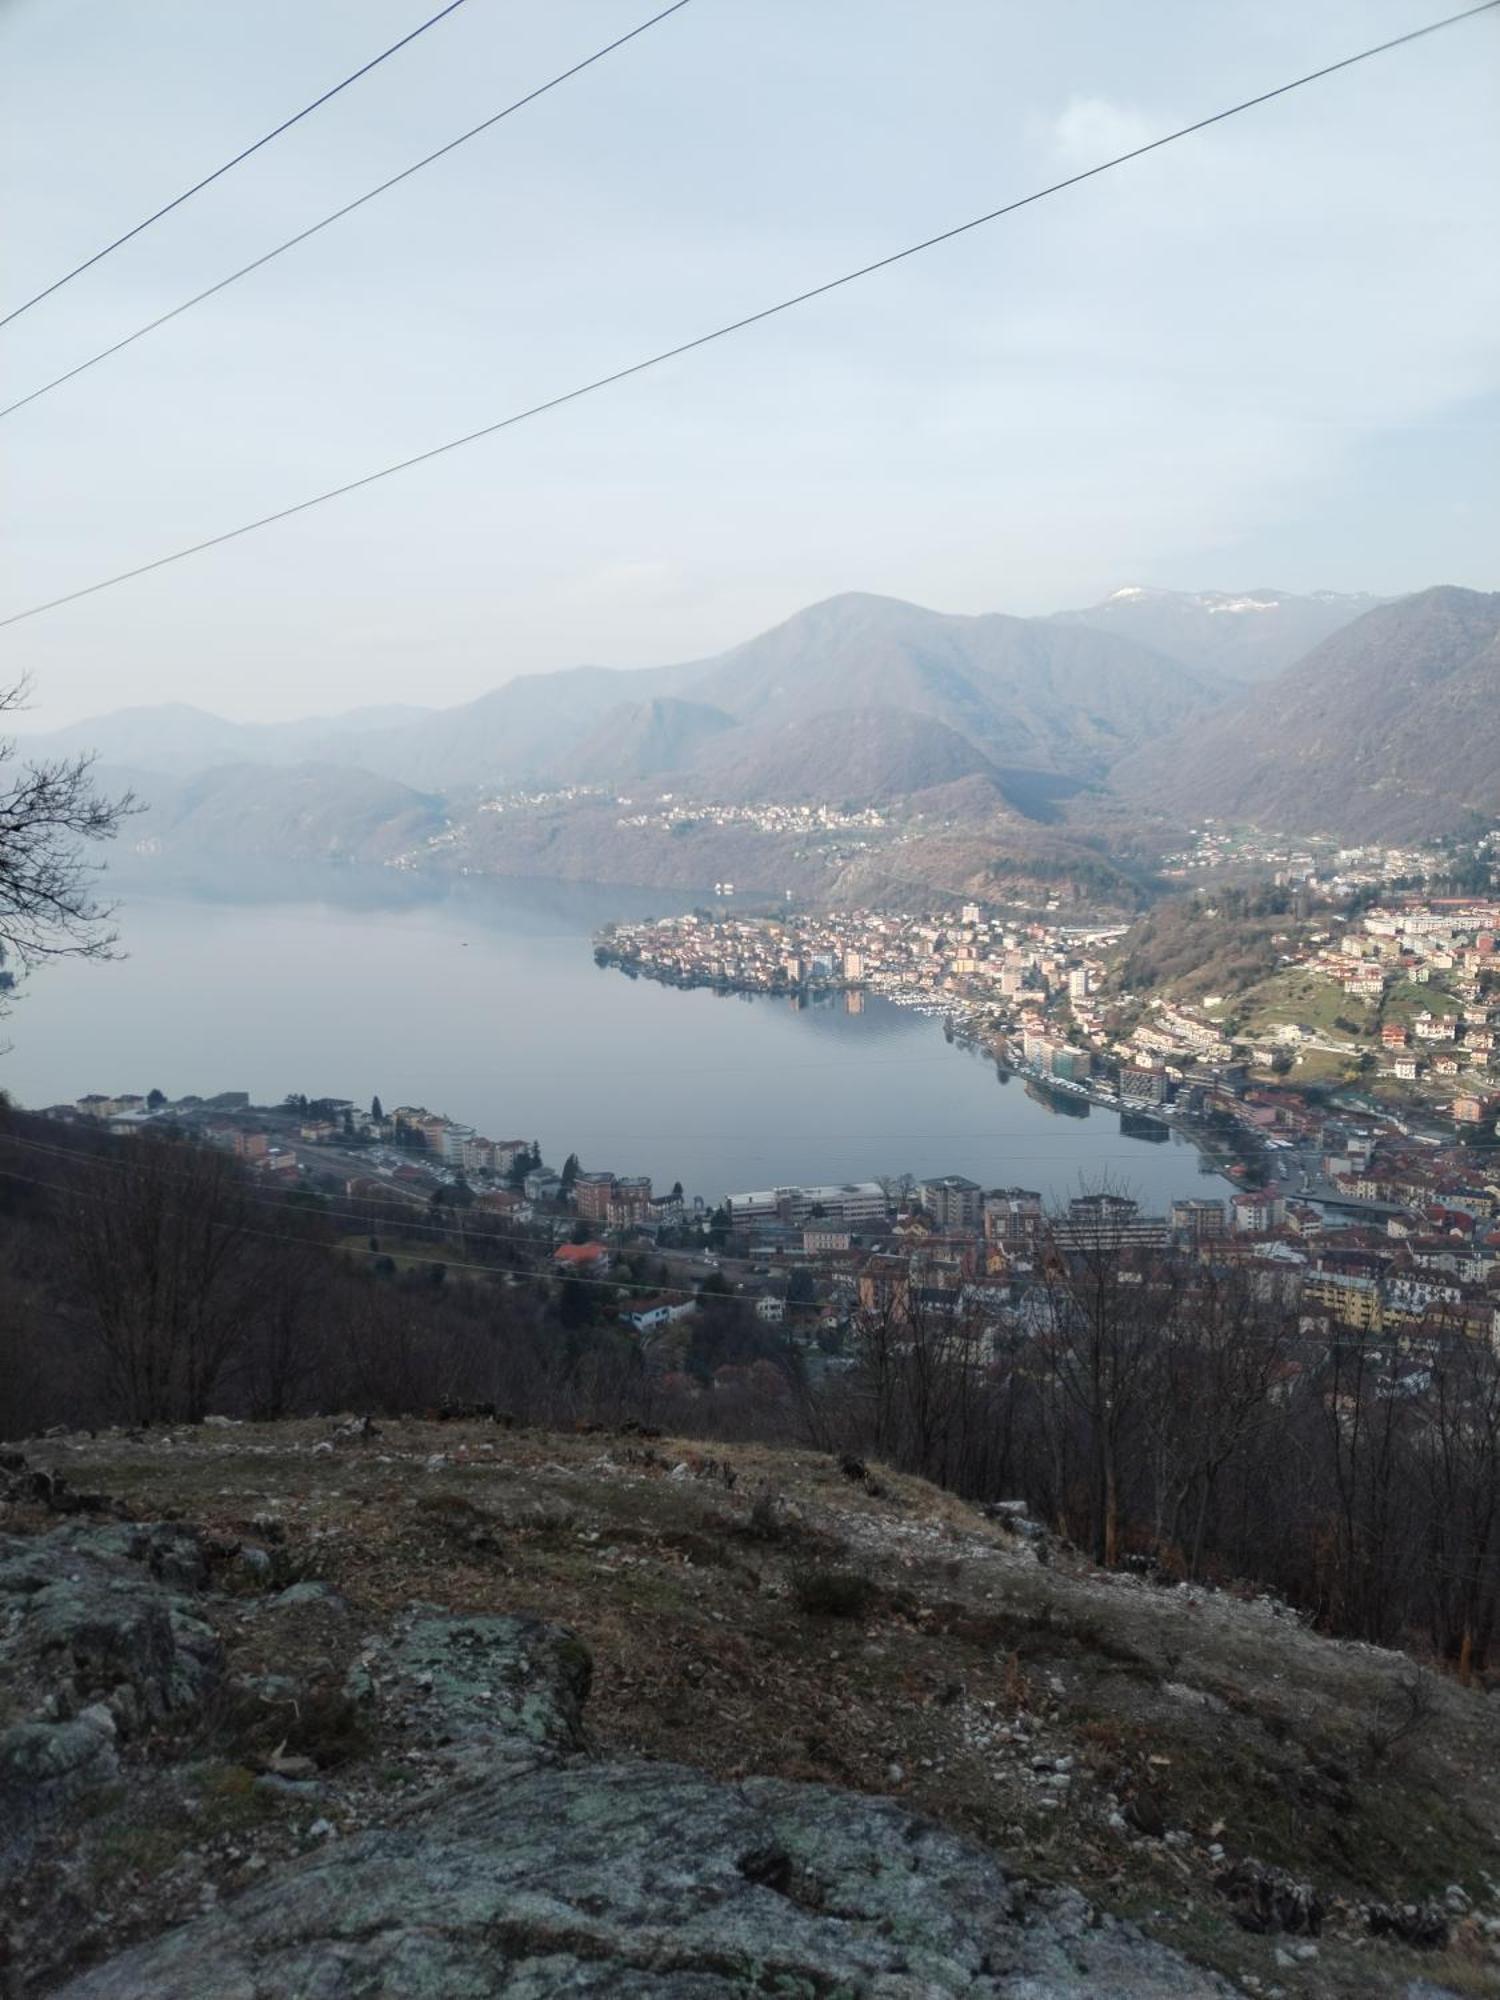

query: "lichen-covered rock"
left=26, top=1580, right=1236, bottom=1998
left=0, top=1713, right=118, bottom=1823
left=55, top=1758, right=1238, bottom=1998
left=0, top=1522, right=222, bottom=1873
left=0, top=1525, right=219, bottom=1724
left=359, top=1607, right=592, bottom=1771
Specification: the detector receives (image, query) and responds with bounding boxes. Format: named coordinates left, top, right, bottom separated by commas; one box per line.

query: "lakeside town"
left=53, top=943, right=1500, bottom=1360
left=595, top=883, right=1500, bottom=1130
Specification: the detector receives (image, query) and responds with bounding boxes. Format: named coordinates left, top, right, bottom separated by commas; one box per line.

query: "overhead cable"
left=0, top=0, right=478, bottom=329
left=0, top=0, right=697, bottom=419
left=3, top=1, right=1495, bottom=631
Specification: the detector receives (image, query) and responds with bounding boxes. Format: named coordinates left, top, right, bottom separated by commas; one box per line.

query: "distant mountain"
left=670, top=593, right=1221, bottom=776
left=326, top=669, right=640, bottom=791
left=693, top=706, right=1006, bottom=805
left=27, top=592, right=1224, bottom=800
left=118, top=763, right=443, bottom=864
left=1113, top=587, right=1500, bottom=839
left=29, top=702, right=436, bottom=776
left=286, top=592, right=1224, bottom=791
left=42, top=584, right=1484, bottom=870
left=569, top=697, right=736, bottom=785
left=1055, top=586, right=1383, bottom=683
left=35, top=703, right=258, bottom=774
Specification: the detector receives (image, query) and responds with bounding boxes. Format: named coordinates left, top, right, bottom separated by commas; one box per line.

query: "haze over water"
left=7, top=874, right=1229, bottom=1211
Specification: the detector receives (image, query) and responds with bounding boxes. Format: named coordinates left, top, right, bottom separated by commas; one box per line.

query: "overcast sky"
left=2, top=0, right=1496, bottom=727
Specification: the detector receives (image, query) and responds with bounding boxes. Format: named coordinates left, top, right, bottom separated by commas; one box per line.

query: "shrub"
left=791, top=1566, right=878, bottom=1620
left=746, top=1488, right=787, bottom=1541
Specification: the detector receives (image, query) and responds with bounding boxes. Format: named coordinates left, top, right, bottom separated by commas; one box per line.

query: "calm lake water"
left=3, top=872, right=1229, bottom=1212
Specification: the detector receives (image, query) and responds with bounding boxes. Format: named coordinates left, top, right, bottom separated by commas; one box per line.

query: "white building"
left=725, top=1182, right=887, bottom=1228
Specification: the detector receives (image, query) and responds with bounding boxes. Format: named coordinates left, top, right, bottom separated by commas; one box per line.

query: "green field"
left=1226, top=970, right=1373, bottom=1043
left=1381, top=976, right=1454, bottom=1026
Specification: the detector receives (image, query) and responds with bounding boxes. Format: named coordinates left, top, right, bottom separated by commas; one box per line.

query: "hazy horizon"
left=3, top=0, right=1497, bottom=729
left=4, top=577, right=1414, bottom=733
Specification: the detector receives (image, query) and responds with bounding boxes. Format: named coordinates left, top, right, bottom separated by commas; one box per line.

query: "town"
left=56, top=1014, right=1500, bottom=1365
left=596, top=885, right=1500, bottom=1131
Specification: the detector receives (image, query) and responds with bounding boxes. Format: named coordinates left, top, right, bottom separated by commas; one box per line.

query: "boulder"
left=0, top=1526, right=219, bottom=1722
left=0, top=1522, right=221, bottom=1871
left=55, top=1758, right=1238, bottom=1998
left=54, top=1607, right=1235, bottom=1999
left=0, top=1714, right=119, bottom=1831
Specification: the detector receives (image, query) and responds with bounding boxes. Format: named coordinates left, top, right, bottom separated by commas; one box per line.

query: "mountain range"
left=1114, top=585, right=1500, bottom=841
left=27, top=585, right=1376, bottom=797
left=23, top=584, right=1493, bottom=869
left=1054, top=585, right=1384, bottom=683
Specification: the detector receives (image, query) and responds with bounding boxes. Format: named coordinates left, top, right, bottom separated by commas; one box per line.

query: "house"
left=754, top=1295, right=786, bottom=1323
left=554, top=1241, right=611, bottom=1276
left=1414, top=1013, right=1459, bottom=1042
left=620, top=1293, right=695, bottom=1333
left=803, top=1227, right=852, bottom=1253
left=474, top=1188, right=524, bottom=1216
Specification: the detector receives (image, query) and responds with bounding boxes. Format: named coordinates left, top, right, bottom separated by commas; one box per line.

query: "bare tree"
left=244, top=1235, right=326, bottom=1419
left=1412, top=1317, right=1500, bottom=1677
left=1037, top=1215, right=1178, bottom=1567
left=70, top=1136, right=252, bottom=1423
left=0, top=683, right=134, bottom=985
left=1144, top=1268, right=1294, bottom=1577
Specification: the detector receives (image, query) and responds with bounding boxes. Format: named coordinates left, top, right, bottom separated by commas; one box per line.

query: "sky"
left=1, top=0, right=1497, bottom=728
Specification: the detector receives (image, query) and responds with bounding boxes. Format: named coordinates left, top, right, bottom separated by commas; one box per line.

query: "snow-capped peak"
left=1205, top=595, right=1279, bottom=616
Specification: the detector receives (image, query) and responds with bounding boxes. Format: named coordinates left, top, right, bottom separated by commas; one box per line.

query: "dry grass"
left=13, top=1415, right=1500, bottom=1998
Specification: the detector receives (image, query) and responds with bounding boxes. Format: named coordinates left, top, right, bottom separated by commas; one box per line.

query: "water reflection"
left=9, top=868, right=1231, bottom=1212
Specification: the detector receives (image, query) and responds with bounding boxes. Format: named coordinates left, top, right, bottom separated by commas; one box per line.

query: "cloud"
left=1050, top=97, right=1155, bottom=167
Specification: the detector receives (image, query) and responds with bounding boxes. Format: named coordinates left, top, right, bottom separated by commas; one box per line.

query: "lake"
left=2, top=872, right=1230, bottom=1212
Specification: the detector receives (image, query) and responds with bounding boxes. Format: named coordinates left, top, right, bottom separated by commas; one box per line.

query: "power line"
left=0, top=0, right=478, bottom=330
left=1, top=0, right=1494, bottom=633
left=0, top=0, right=697, bottom=423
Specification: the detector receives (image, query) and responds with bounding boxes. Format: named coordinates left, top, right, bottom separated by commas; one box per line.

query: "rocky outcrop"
left=0, top=1523, right=220, bottom=1866
left=57, top=1764, right=1239, bottom=1998
left=54, top=1606, right=1236, bottom=1999
left=360, top=1606, right=593, bottom=1773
